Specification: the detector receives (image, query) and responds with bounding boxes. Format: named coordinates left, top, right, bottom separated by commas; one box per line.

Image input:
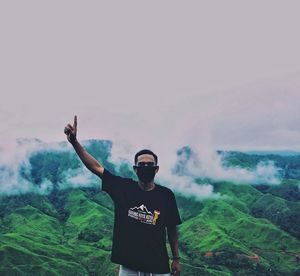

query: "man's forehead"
left=137, top=154, right=156, bottom=163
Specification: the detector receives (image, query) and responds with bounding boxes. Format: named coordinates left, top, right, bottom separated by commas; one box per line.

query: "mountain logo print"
left=128, top=204, right=160, bottom=225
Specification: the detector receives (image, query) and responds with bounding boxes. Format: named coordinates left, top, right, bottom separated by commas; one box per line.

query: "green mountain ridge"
left=0, top=140, right=300, bottom=275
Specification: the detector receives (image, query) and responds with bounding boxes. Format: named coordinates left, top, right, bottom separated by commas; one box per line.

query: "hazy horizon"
left=1, top=1, right=300, bottom=152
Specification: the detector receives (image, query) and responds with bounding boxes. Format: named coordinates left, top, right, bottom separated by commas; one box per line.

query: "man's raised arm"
left=64, top=115, right=104, bottom=178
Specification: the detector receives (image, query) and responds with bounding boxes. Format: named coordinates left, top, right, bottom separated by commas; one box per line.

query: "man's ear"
left=155, top=166, right=159, bottom=174
left=133, top=165, right=137, bottom=173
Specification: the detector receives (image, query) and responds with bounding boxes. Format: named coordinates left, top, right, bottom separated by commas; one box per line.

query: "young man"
left=64, top=116, right=182, bottom=276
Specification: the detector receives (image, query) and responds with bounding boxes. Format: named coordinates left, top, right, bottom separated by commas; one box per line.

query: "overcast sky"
left=1, top=1, right=300, bottom=151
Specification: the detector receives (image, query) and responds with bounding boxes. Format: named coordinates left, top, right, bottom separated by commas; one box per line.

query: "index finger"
left=74, top=115, right=77, bottom=128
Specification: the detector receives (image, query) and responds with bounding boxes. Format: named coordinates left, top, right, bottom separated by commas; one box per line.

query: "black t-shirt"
left=101, top=169, right=182, bottom=273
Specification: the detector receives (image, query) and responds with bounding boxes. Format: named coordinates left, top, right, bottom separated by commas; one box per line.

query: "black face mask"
left=134, top=166, right=157, bottom=183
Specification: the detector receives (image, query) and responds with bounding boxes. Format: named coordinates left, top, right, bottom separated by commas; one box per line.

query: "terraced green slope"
left=0, top=190, right=116, bottom=276
left=180, top=199, right=300, bottom=275
left=0, top=142, right=300, bottom=275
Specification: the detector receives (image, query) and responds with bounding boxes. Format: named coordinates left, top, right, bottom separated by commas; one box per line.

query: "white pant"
left=119, top=265, right=171, bottom=276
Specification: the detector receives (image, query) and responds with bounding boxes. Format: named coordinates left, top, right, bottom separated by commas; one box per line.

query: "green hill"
left=0, top=140, right=299, bottom=275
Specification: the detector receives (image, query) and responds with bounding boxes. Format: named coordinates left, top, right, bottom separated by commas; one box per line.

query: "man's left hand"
left=171, top=260, right=180, bottom=276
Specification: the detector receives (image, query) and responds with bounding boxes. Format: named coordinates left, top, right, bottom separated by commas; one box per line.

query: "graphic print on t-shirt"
left=128, top=204, right=160, bottom=225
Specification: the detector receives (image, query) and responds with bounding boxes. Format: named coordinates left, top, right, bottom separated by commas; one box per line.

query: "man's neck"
left=138, top=180, right=155, bottom=191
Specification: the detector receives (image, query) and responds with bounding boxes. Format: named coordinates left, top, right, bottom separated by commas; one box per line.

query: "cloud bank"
left=0, top=136, right=282, bottom=199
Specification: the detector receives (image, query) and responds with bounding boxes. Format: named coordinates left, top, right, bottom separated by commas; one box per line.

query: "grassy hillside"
left=0, top=189, right=116, bottom=276
left=0, top=140, right=299, bottom=275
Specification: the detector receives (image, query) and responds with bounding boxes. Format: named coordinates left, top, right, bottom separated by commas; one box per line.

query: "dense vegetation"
left=0, top=140, right=299, bottom=275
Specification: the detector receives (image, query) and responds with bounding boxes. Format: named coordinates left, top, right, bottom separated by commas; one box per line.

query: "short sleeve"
left=165, top=190, right=182, bottom=227
left=101, top=169, right=128, bottom=202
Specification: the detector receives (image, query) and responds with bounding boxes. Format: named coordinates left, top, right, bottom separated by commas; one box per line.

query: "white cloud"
left=0, top=1, right=300, bottom=150
left=0, top=1, right=299, bottom=198
left=60, top=167, right=99, bottom=189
